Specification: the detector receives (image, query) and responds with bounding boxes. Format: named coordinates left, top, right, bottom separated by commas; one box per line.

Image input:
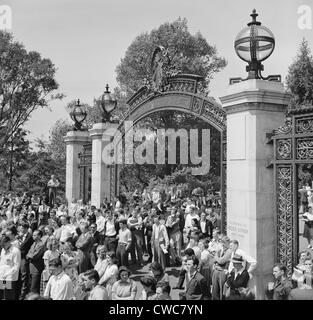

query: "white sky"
left=3, top=0, right=313, bottom=142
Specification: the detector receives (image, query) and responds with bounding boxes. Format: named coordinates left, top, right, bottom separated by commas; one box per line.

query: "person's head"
left=60, top=216, right=68, bottom=226
left=18, top=222, right=29, bottom=235
left=80, top=222, right=89, bottom=233
left=221, top=236, right=230, bottom=250
left=47, top=238, right=59, bottom=251
left=150, top=262, right=164, bottom=279
left=0, top=235, right=12, bottom=250
left=106, top=251, right=117, bottom=265
left=61, top=241, right=73, bottom=254
left=51, top=175, right=55, bottom=180
left=299, top=250, right=311, bottom=264
left=90, top=223, right=97, bottom=233
left=191, top=218, right=199, bottom=228
left=229, top=240, right=239, bottom=252
left=272, top=263, right=287, bottom=280
left=32, top=229, right=43, bottom=242
left=153, top=215, right=160, bottom=225
left=186, top=255, right=199, bottom=274
left=184, top=248, right=195, bottom=258
left=119, top=219, right=127, bottom=229
left=96, top=245, right=106, bottom=260
left=156, top=281, right=171, bottom=298
left=200, top=212, right=207, bottom=221
left=304, top=258, right=313, bottom=273
left=140, top=275, right=157, bottom=294
left=231, top=254, right=245, bottom=271
left=44, top=225, right=54, bottom=236
left=118, top=266, right=131, bottom=282
left=48, top=258, right=62, bottom=276
left=189, top=234, right=199, bottom=248
left=198, top=239, right=209, bottom=251
left=82, top=269, right=100, bottom=292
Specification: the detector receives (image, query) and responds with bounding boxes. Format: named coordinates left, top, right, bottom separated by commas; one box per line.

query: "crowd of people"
left=0, top=181, right=312, bottom=300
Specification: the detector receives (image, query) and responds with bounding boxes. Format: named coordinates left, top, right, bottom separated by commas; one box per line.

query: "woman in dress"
left=75, top=222, right=93, bottom=273
left=99, top=251, right=119, bottom=299
left=111, top=266, right=137, bottom=300
left=40, top=238, right=60, bottom=295
left=292, top=250, right=311, bottom=287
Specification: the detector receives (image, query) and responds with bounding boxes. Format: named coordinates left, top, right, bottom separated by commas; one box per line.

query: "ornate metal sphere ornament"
left=70, top=99, right=87, bottom=131
left=100, top=84, right=117, bottom=123
left=234, top=9, right=276, bottom=80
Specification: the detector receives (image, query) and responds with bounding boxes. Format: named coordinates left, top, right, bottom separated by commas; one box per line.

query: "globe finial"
left=248, top=9, right=261, bottom=26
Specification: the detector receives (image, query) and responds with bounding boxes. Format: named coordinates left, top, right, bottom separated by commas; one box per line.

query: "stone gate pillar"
left=64, top=131, right=90, bottom=204
left=89, top=122, right=119, bottom=207
left=220, top=79, right=291, bottom=299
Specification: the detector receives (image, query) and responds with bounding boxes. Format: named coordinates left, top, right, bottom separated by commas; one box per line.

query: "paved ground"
left=128, top=255, right=182, bottom=300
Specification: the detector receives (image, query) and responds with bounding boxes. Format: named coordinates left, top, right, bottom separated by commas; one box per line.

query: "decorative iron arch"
left=111, top=74, right=227, bottom=232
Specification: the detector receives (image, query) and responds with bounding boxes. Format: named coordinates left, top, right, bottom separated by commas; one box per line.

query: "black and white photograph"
left=0, top=0, right=312, bottom=310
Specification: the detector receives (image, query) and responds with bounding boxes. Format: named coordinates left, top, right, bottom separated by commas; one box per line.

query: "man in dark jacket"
left=17, top=222, right=33, bottom=300
left=180, top=255, right=209, bottom=300
left=199, top=212, right=214, bottom=239
left=26, top=229, right=46, bottom=294
left=225, top=254, right=250, bottom=300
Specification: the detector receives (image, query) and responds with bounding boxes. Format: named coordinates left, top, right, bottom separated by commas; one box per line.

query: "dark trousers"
left=116, top=243, right=129, bottom=267
left=104, top=236, right=117, bottom=253
left=131, top=230, right=144, bottom=264
left=29, top=272, right=42, bottom=294
left=176, top=268, right=186, bottom=288
left=48, top=188, right=56, bottom=207
left=0, top=281, right=17, bottom=300
left=146, top=235, right=153, bottom=261
left=18, top=258, right=29, bottom=299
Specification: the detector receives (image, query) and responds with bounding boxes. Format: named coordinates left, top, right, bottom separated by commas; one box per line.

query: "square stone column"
left=220, top=79, right=291, bottom=299
left=64, top=131, right=90, bottom=204
left=89, top=122, right=119, bottom=207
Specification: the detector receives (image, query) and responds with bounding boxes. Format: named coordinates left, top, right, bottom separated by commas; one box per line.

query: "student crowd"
left=0, top=185, right=310, bottom=300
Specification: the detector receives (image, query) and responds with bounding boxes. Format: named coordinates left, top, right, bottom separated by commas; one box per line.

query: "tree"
left=48, top=119, right=72, bottom=162
left=286, top=38, right=313, bottom=107
left=0, top=31, right=63, bottom=151
left=115, top=17, right=227, bottom=98
left=0, top=128, right=30, bottom=190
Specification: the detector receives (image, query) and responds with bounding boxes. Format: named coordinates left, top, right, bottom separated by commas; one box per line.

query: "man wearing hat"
left=225, top=254, right=250, bottom=300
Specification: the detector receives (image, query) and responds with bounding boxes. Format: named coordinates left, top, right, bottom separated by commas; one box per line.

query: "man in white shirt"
left=44, top=258, right=74, bottom=300
left=0, top=235, right=21, bottom=300
left=95, top=209, right=106, bottom=235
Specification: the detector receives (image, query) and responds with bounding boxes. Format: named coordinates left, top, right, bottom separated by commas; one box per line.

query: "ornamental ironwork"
left=296, top=117, right=313, bottom=134
left=296, top=138, right=313, bottom=160
left=272, top=106, right=313, bottom=275
left=276, top=139, right=292, bottom=160
left=276, top=166, right=293, bottom=276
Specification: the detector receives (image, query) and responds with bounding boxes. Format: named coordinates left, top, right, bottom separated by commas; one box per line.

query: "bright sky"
left=3, top=0, right=313, bottom=142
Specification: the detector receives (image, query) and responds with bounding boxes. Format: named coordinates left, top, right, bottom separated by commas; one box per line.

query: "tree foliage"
left=0, top=31, right=63, bottom=151
left=286, top=38, right=313, bottom=107
left=116, top=17, right=227, bottom=98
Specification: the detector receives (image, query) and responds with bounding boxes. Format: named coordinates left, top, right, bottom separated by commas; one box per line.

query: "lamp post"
left=100, top=84, right=117, bottom=123
left=70, top=99, right=87, bottom=131
left=231, top=9, right=280, bottom=83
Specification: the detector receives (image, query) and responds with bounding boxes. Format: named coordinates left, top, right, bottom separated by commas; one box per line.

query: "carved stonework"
left=277, top=166, right=293, bottom=276
left=296, top=138, right=313, bottom=160
left=296, top=117, right=313, bottom=134
left=276, top=139, right=292, bottom=160
left=274, top=117, right=292, bottom=135
left=202, top=100, right=226, bottom=131
left=190, top=96, right=202, bottom=115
